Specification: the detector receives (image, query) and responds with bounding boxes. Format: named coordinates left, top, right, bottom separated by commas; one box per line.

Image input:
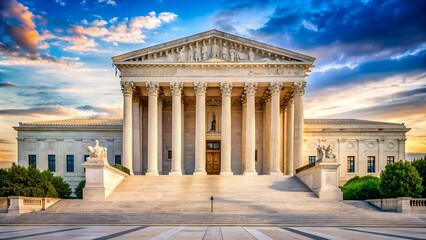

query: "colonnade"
left=121, top=81, right=306, bottom=175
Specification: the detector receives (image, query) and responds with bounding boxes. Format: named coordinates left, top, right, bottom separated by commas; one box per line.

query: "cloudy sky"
left=0, top=0, right=425, bottom=161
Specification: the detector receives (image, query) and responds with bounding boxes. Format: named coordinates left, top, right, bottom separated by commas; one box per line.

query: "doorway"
left=206, top=141, right=221, bottom=175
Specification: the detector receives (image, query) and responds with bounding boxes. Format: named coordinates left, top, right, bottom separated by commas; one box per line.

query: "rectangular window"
left=387, top=156, right=395, bottom=164
left=29, top=155, right=36, bottom=168
left=48, top=155, right=56, bottom=172
left=83, top=155, right=89, bottom=172
left=167, top=150, right=172, bottom=161
left=115, top=155, right=122, bottom=165
left=66, top=155, right=74, bottom=172
left=308, top=156, right=316, bottom=164
left=347, top=156, right=355, bottom=173
left=367, top=156, right=375, bottom=173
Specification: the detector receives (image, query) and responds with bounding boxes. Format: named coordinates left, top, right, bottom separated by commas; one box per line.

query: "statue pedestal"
left=296, top=157, right=343, bottom=200
left=83, top=157, right=129, bottom=200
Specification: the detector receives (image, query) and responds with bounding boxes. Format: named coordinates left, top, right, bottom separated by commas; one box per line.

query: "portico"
left=112, top=30, right=315, bottom=176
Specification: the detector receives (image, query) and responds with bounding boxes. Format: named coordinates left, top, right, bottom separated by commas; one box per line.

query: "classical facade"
left=13, top=30, right=410, bottom=188
left=113, top=29, right=314, bottom=176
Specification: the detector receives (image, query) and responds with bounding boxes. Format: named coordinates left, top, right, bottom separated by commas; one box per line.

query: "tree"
left=411, top=157, right=426, bottom=197
left=42, top=170, right=72, bottom=199
left=340, top=176, right=381, bottom=200
left=0, top=164, right=58, bottom=198
left=75, top=180, right=85, bottom=199
left=379, top=161, right=423, bottom=198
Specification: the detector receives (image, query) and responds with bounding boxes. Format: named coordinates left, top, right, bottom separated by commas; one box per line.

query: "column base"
left=193, top=170, right=207, bottom=175
left=243, top=171, right=258, bottom=176
left=146, top=170, right=159, bottom=176
left=169, top=171, right=182, bottom=176
left=220, top=171, right=233, bottom=176
left=269, top=170, right=282, bottom=176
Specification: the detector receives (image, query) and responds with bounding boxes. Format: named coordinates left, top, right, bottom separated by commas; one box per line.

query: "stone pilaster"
left=132, top=87, right=141, bottom=174
left=269, top=82, right=283, bottom=175
left=194, top=82, right=207, bottom=175
left=121, top=81, right=135, bottom=174
left=293, top=81, right=306, bottom=174
left=398, top=138, right=406, bottom=161
left=243, top=82, right=258, bottom=175
left=220, top=82, right=233, bottom=175
left=158, top=94, right=164, bottom=174
left=146, top=82, right=159, bottom=176
left=169, top=82, right=183, bottom=175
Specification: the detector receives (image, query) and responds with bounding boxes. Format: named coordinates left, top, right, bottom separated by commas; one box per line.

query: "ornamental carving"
left=206, top=98, right=221, bottom=106
left=170, top=82, right=184, bottom=96
left=269, top=82, right=283, bottom=95
left=293, top=81, right=306, bottom=95
left=132, top=87, right=142, bottom=102
left=220, top=82, right=233, bottom=96
left=244, top=82, right=258, bottom=96
left=146, top=82, right=160, bottom=96
left=121, top=81, right=134, bottom=95
left=194, top=82, right=207, bottom=95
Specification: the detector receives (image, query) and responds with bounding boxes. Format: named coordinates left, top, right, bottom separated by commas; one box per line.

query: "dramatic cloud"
left=0, top=0, right=39, bottom=53
left=0, top=81, right=18, bottom=88
left=0, top=106, right=77, bottom=116
left=0, top=138, right=13, bottom=144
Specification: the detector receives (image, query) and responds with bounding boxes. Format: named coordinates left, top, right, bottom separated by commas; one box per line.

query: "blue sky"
left=0, top=0, right=425, bottom=161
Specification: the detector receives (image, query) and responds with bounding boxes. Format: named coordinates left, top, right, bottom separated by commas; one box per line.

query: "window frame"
left=48, top=155, right=56, bottom=172
left=308, top=156, right=316, bottom=164
left=115, top=155, right=122, bottom=165
left=66, top=155, right=74, bottom=172
left=347, top=156, right=355, bottom=173
left=367, top=156, right=376, bottom=173
left=29, top=155, right=37, bottom=168
left=387, top=156, right=395, bottom=164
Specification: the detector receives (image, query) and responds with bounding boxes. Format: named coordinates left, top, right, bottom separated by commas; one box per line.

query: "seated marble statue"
left=87, top=140, right=107, bottom=159
left=323, top=145, right=336, bottom=158
left=316, top=145, right=323, bottom=162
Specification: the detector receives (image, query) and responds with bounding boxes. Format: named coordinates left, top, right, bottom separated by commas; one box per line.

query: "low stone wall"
left=296, top=161, right=343, bottom=200
left=83, top=158, right=129, bottom=200
left=367, top=197, right=426, bottom=214
left=5, top=196, right=60, bottom=215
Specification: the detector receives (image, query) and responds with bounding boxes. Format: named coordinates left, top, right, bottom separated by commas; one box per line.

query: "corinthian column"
left=243, top=82, right=258, bottom=175
left=121, top=81, right=134, bottom=174
left=286, top=95, right=294, bottom=175
left=269, top=82, right=283, bottom=175
left=194, top=82, right=207, bottom=175
left=169, top=82, right=183, bottom=175
left=220, top=82, right=233, bottom=175
left=146, top=82, right=159, bottom=176
left=293, top=81, right=306, bottom=173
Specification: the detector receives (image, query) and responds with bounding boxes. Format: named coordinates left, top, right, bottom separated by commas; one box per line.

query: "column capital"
left=121, top=81, right=134, bottom=96
left=293, top=81, right=306, bottom=95
left=244, top=82, right=258, bottom=96
left=170, top=82, right=183, bottom=96
left=269, top=82, right=283, bottom=96
left=132, top=87, right=141, bottom=103
left=146, top=82, right=160, bottom=96
left=220, top=82, right=233, bottom=96
left=194, top=82, right=207, bottom=95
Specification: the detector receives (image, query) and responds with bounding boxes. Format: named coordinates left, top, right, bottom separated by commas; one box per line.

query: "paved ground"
left=0, top=226, right=425, bottom=240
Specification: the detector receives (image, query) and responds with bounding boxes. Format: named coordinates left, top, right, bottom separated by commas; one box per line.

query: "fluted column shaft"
left=146, top=82, right=159, bottom=176
left=243, top=82, right=258, bottom=175
left=194, top=82, right=207, bottom=175
left=170, top=82, right=183, bottom=175
left=121, top=81, right=134, bottom=174
left=286, top=98, right=294, bottom=175
left=293, top=82, right=306, bottom=173
left=220, top=82, right=233, bottom=175
left=269, top=82, right=283, bottom=175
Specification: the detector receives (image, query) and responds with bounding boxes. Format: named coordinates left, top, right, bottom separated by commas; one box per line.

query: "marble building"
left=13, top=30, right=410, bottom=188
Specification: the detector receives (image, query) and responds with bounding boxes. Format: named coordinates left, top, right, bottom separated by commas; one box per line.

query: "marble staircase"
left=4, top=175, right=425, bottom=226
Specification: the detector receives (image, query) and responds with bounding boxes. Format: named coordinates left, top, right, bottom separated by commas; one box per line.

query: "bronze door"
left=206, top=141, right=221, bottom=175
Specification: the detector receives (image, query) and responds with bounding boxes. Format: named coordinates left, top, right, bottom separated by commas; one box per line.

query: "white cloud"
left=55, top=0, right=66, bottom=6
left=91, top=19, right=108, bottom=27
left=109, top=17, right=118, bottom=24
left=98, top=0, right=116, bottom=6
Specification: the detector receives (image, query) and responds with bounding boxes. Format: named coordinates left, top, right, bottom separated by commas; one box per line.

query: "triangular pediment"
left=112, top=29, right=315, bottom=65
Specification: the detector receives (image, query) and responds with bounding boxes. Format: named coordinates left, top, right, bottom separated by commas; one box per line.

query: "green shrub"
left=74, top=180, right=85, bottom=199
left=0, top=163, right=58, bottom=198
left=340, top=176, right=381, bottom=200
left=42, top=170, right=72, bottom=199
left=113, top=164, right=130, bottom=174
left=379, top=161, right=423, bottom=198
left=411, top=157, right=426, bottom=197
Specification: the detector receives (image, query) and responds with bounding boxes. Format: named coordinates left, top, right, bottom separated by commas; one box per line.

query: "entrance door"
left=206, top=141, right=221, bottom=175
